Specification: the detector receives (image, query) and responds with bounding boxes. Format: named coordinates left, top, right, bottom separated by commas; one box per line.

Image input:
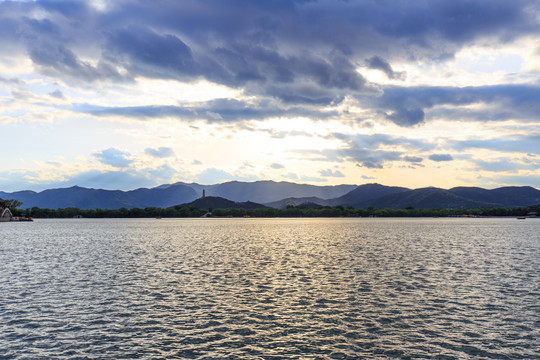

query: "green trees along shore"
left=15, top=203, right=540, bottom=219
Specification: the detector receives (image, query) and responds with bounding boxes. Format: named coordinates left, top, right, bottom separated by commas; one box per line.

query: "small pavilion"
left=0, top=198, right=13, bottom=222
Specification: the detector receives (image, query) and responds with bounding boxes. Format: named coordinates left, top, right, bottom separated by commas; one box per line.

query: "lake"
left=1, top=218, right=539, bottom=359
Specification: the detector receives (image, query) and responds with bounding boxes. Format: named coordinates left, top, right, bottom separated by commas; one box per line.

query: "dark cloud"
left=3, top=0, right=537, bottom=115
left=94, top=148, right=133, bottom=168
left=429, top=154, right=453, bottom=162
left=369, top=84, right=540, bottom=126
left=366, top=56, right=406, bottom=80
left=350, top=149, right=403, bottom=169
left=403, top=155, right=423, bottom=163
left=49, top=90, right=65, bottom=99
left=372, top=0, right=536, bottom=43
left=386, top=108, right=425, bottom=127
left=452, top=134, right=540, bottom=155
left=307, top=132, right=437, bottom=168
left=0, top=75, right=24, bottom=85
left=77, top=98, right=338, bottom=122
left=145, top=147, right=175, bottom=158
left=329, top=133, right=434, bottom=152
left=294, top=146, right=402, bottom=169
left=21, top=16, right=61, bottom=37
left=473, top=159, right=530, bottom=172
left=103, top=27, right=198, bottom=80
left=29, top=43, right=127, bottom=82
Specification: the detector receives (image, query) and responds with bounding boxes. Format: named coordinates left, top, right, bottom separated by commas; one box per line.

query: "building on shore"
left=0, top=198, right=13, bottom=222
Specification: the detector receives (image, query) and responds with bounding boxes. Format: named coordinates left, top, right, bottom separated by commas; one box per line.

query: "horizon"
left=2, top=1, right=540, bottom=192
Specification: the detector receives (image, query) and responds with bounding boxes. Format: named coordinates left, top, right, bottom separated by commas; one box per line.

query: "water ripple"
left=1, top=218, right=539, bottom=359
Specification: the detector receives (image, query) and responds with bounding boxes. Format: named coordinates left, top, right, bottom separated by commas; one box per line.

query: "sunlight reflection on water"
left=1, top=218, right=539, bottom=359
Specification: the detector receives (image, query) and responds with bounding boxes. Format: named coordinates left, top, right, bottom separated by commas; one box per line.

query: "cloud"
left=319, top=132, right=433, bottom=168
left=366, top=56, right=406, bottom=80
left=402, top=155, right=423, bottom=163
left=0, top=75, right=23, bottom=84
left=145, top=147, right=175, bottom=158
left=103, top=26, right=197, bottom=80
left=320, top=169, right=345, bottom=178
left=361, top=175, right=377, bottom=180
left=452, top=134, right=540, bottom=155
left=49, top=90, right=65, bottom=99
left=78, top=98, right=339, bottom=123
left=473, top=158, right=537, bottom=172
left=283, top=172, right=299, bottom=180
left=4, top=0, right=538, bottom=115
left=429, top=154, right=453, bottom=162
left=29, top=43, right=126, bottom=83
left=370, top=84, right=540, bottom=127
left=329, top=132, right=432, bottom=151
left=386, top=108, right=425, bottom=126
left=93, top=148, right=133, bottom=168
left=2, top=0, right=540, bottom=192
left=270, top=163, right=284, bottom=169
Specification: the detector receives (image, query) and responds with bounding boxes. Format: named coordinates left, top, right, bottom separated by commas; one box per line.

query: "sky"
left=1, top=0, right=540, bottom=192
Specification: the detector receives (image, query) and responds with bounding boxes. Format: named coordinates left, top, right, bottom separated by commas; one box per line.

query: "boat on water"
left=10, top=217, right=34, bottom=222
left=517, top=216, right=527, bottom=220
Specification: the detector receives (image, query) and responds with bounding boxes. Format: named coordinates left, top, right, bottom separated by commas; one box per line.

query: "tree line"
left=15, top=203, right=540, bottom=219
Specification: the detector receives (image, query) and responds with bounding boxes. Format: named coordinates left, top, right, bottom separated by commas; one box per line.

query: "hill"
left=264, top=196, right=332, bottom=209
left=180, top=196, right=268, bottom=210
left=448, top=186, right=540, bottom=208
left=328, top=183, right=410, bottom=207
left=319, top=184, right=540, bottom=209
left=350, top=187, right=492, bottom=209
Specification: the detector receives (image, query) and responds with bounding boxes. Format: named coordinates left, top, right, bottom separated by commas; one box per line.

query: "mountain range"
left=1, top=181, right=539, bottom=210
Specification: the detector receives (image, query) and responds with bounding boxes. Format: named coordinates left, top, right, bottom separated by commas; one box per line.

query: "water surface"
left=1, top=218, right=539, bottom=359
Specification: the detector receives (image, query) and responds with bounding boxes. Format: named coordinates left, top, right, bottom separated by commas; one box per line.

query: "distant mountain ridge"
left=0, top=184, right=198, bottom=210
left=448, top=186, right=540, bottom=208
left=351, top=187, right=492, bottom=209
left=268, top=185, right=540, bottom=210
left=1, top=181, right=539, bottom=210
left=168, top=180, right=357, bottom=203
